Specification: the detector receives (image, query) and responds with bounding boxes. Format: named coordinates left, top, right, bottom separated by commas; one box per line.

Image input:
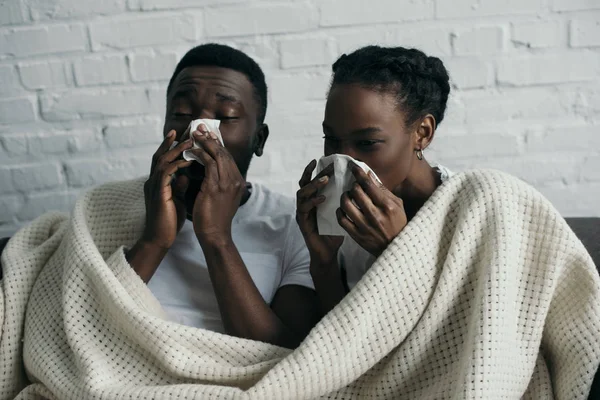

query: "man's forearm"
left=201, top=237, right=301, bottom=348
left=310, top=260, right=347, bottom=316
left=125, top=240, right=168, bottom=283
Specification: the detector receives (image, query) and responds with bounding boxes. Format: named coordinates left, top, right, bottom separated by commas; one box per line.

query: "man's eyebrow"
left=170, top=86, right=197, bottom=101
left=216, top=92, right=241, bottom=104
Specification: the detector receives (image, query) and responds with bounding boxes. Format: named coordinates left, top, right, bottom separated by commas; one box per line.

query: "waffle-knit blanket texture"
left=1, top=170, right=599, bottom=399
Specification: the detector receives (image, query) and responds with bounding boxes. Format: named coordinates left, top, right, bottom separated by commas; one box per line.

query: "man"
left=124, top=43, right=318, bottom=348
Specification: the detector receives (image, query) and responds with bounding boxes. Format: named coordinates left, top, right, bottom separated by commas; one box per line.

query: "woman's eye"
left=357, top=140, right=379, bottom=147
left=170, top=112, right=193, bottom=120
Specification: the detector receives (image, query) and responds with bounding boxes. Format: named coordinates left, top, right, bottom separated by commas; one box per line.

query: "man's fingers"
left=188, top=147, right=219, bottom=182
left=151, top=130, right=177, bottom=174
left=192, top=131, right=224, bottom=159
left=192, top=131, right=240, bottom=185
left=171, top=174, right=190, bottom=199
left=158, top=138, right=194, bottom=167
left=161, top=159, right=192, bottom=187
left=192, top=131, right=241, bottom=183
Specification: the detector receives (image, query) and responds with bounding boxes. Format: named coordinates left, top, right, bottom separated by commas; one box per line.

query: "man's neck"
left=240, top=182, right=252, bottom=206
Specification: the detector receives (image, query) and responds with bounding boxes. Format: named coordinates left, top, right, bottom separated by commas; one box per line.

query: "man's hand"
left=126, top=130, right=193, bottom=283
left=141, top=130, right=193, bottom=250
left=296, top=160, right=344, bottom=267
left=337, top=163, right=408, bottom=257
left=187, top=124, right=246, bottom=247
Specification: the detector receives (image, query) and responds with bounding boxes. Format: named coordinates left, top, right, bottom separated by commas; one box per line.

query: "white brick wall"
left=1, top=0, right=600, bottom=236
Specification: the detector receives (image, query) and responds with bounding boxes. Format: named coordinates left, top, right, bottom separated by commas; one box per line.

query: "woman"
left=295, top=45, right=600, bottom=399
left=296, top=45, right=453, bottom=313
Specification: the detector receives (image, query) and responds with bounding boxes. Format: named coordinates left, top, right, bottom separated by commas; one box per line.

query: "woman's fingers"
left=351, top=162, right=388, bottom=207
left=297, top=163, right=334, bottom=202
left=339, top=192, right=370, bottom=232
left=299, top=159, right=317, bottom=188
left=336, top=207, right=359, bottom=239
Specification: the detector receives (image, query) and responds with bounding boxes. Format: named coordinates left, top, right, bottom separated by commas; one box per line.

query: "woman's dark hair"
left=330, top=45, right=451, bottom=127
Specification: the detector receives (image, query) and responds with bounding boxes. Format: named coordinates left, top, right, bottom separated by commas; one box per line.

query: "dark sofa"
left=0, top=218, right=598, bottom=397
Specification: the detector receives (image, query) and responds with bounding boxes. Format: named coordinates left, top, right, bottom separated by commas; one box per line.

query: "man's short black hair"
left=167, top=43, right=268, bottom=124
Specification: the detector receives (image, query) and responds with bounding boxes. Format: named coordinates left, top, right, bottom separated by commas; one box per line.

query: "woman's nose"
left=339, top=144, right=359, bottom=161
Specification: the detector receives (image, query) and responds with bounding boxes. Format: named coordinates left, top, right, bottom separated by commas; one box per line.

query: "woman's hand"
left=296, top=160, right=344, bottom=266
left=337, top=163, right=408, bottom=257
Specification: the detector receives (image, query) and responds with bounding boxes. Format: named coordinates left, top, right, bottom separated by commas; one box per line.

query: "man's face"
left=164, top=66, right=265, bottom=213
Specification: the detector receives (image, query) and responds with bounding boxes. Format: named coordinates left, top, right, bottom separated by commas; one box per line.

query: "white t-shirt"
left=339, top=165, right=454, bottom=290
left=147, top=183, right=313, bottom=332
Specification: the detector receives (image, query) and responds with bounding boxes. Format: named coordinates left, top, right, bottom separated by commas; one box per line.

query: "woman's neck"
left=393, top=160, right=441, bottom=221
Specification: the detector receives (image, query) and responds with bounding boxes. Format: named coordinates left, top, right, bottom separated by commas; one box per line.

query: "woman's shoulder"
left=434, top=164, right=454, bottom=183
left=439, top=168, right=560, bottom=218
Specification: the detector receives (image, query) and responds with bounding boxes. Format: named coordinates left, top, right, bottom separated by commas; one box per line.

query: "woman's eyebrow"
left=349, top=127, right=382, bottom=136
left=322, top=122, right=383, bottom=136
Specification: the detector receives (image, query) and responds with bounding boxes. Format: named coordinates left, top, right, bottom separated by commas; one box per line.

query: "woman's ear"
left=414, top=114, right=436, bottom=151
left=254, top=124, right=269, bottom=157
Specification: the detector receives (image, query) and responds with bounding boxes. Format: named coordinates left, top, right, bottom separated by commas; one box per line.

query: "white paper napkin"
left=170, top=119, right=225, bottom=165
left=315, top=154, right=382, bottom=237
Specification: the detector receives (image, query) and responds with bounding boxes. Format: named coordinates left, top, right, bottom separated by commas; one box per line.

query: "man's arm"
left=202, top=238, right=317, bottom=348
left=190, top=129, right=318, bottom=348
left=125, top=240, right=167, bottom=283
left=125, top=134, right=193, bottom=283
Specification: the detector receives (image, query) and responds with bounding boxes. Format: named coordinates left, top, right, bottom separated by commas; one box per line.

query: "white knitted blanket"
left=1, top=170, right=599, bottom=400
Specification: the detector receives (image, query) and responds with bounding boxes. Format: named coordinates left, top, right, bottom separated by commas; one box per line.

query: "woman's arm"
left=310, top=259, right=347, bottom=316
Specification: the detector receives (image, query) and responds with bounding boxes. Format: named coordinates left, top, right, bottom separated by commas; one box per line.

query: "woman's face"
left=323, top=83, right=419, bottom=193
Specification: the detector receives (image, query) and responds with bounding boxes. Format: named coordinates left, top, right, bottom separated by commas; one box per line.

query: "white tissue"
left=179, top=119, right=225, bottom=165
left=315, top=154, right=382, bottom=237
